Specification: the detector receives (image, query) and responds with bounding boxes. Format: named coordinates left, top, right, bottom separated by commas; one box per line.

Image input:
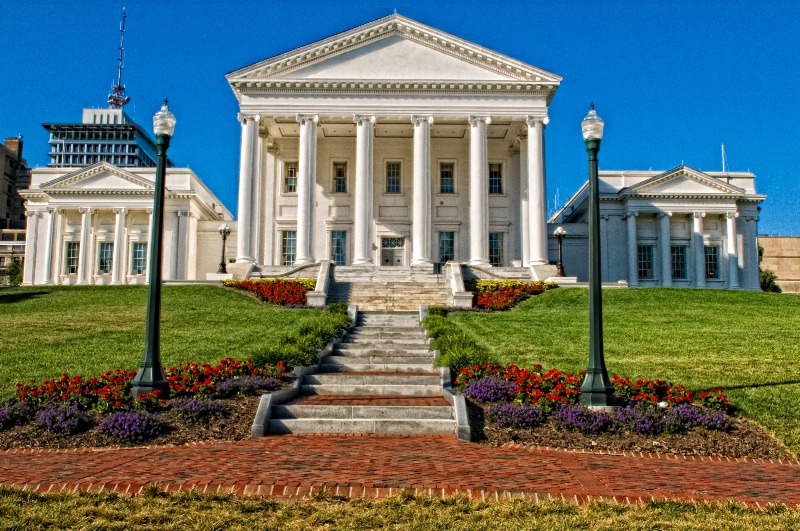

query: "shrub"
left=214, top=376, right=280, bottom=398
left=464, top=376, right=518, bottom=403
left=427, top=306, right=448, bottom=318
left=34, top=402, right=90, bottom=435
left=0, top=400, right=35, bottom=430
left=171, top=398, right=229, bottom=424
left=6, top=258, right=22, bottom=286
left=222, top=279, right=315, bottom=305
left=100, top=410, right=163, bottom=444
left=760, top=269, right=782, bottom=293
left=486, top=402, right=547, bottom=429
left=464, top=280, right=558, bottom=311
left=552, top=403, right=617, bottom=436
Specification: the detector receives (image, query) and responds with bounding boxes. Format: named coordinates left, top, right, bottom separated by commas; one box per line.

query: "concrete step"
left=273, top=404, right=453, bottom=420
left=345, top=338, right=428, bottom=347
left=269, top=418, right=455, bottom=435
left=304, top=373, right=440, bottom=385
left=301, top=383, right=442, bottom=396
left=333, top=347, right=431, bottom=357
left=352, top=326, right=424, bottom=335
left=320, top=361, right=435, bottom=372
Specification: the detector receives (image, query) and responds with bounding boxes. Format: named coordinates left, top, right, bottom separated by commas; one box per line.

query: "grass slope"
left=448, top=288, right=800, bottom=453
left=0, top=285, right=323, bottom=397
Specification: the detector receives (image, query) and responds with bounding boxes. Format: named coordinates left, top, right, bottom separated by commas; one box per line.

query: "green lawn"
left=448, top=288, right=800, bottom=454
left=0, top=285, right=326, bottom=398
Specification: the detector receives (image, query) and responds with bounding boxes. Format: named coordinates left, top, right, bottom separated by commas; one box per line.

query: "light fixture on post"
left=554, top=226, right=567, bottom=277
left=131, top=100, right=175, bottom=398
left=579, top=104, right=615, bottom=407
left=217, top=224, right=231, bottom=274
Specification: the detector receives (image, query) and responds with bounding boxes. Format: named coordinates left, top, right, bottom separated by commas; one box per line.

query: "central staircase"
left=327, top=266, right=450, bottom=311
left=269, top=312, right=455, bottom=435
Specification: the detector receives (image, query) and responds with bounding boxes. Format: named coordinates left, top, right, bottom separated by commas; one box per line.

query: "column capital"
left=468, top=115, right=491, bottom=126
left=411, top=115, right=434, bottom=126
left=47, top=207, right=57, bottom=214
left=600, top=213, right=610, bottom=220
left=626, top=210, right=639, bottom=219
left=525, top=115, right=550, bottom=127
left=177, top=210, right=191, bottom=218
left=353, top=114, right=376, bottom=125
left=79, top=207, right=92, bottom=215
left=297, top=114, right=320, bottom=125
left=745, top=215, right=759, bottom=222
left=113, top=207, right=127, bottom=215
left=726, top=211, right=739, bottom=219
left=146, top=208, right=153, bottom=215
left=26, top=210, right=40, bottom=218
left=238, top=113, right=261, bottom=125
left=693, top=211, right=706, bottom=218
left=659, top=211, right=672, bottom=218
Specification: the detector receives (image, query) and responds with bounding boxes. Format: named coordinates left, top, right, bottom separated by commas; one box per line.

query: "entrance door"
left=381, top=237, right=404, bottom=266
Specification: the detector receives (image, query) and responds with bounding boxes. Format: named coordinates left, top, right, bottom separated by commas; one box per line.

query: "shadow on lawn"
left=0, top=291, right=49, bottom=305
left=720, top=380, right=800, bottom=391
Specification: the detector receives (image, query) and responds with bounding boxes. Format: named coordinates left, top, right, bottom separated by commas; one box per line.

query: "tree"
left=6, top=257, right=22, bottom=287
left=758, top=245, right=782, bottom=293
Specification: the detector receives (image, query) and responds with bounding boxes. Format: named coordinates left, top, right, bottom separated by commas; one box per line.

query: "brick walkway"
left=2, top=435, right=800, bottom=505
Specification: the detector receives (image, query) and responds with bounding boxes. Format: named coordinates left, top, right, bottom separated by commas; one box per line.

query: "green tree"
left=6, top=257, right=22, bottom=286
left=758, top=245, right=782, bottom=293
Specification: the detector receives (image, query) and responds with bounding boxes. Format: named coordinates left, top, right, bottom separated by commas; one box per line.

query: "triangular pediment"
left=227, top=14, right=561, bottom=84
left=40, top=162, right=154, bottom=191
left=624, top=166, right=744, bottom=196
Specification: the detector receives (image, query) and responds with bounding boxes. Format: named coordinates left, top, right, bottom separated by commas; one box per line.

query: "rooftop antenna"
left=108, top=8, right=131, bottom=109
left=721, top=143, right=729, bottom=172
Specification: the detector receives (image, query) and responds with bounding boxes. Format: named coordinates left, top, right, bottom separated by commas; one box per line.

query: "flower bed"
left=222, top=279, right=316, bottom=306
left=464, top=280, right=558, bottom=311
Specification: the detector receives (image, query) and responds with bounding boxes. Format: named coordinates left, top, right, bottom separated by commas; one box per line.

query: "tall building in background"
left=1, top=136, right=29, bottom=229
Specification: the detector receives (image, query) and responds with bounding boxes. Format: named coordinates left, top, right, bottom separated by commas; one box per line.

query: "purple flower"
left=34, top=402, right=90, bottom=435
left=486, top=402, right=546, bottom=429
left=0, top=400, right=35, bottom=430
left=171, top=397, right=228, bottom=424
left=552, top=403, right=617, bottom=435
left=100, top=410, right=162, bottom=444
left=214, top=376, right=279, bottom=398
left=668, top=403, right=731, bottom=431
left=617, top=403, right=669, bottom=435
left=464, top=376, right=517, bottom=403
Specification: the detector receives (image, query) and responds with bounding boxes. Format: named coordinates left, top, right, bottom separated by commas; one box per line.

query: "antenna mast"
left=108, top=8, right=131, bottom=109
left=721, top=143, right=727, bottom=172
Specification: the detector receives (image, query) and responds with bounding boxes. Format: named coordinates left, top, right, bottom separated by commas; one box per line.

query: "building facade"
left=1, top=136, right=29, bottom=230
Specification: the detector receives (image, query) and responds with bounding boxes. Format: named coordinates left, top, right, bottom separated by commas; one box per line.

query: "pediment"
left=40, top=162, right=154, bottom=191
left=228, top=14, right=561, bottom=84
left=624, top=166, right=744, bottom=196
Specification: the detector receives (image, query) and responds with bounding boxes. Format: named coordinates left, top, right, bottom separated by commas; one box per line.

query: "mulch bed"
left=0, top=395, right=262, bottom=450
left=466, top=398, right=794, bottom=460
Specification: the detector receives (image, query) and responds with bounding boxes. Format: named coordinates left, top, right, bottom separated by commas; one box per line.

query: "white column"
left=295, top=114, right=319, bottom=265
left=693, top=212, right=706, bottom=288
left=42, top=208, right=58, bottom=285
left=174, top=210, right=190, bottom=280
left=468, top=115, right=491, bottom=266
left=726, top=211, right=739, bottom=288
left=22, top=211, right=40, bottom=285
left=659, top=212, right=672, bottom=287
left=111, top=207, right=126, bottom=284
left=235, top=113, right=260, bottom=263
left=626, top=211, right=638, bottom=287
left=353, top=114, right=376, bottom=265
left=76, top=207, right=92, bottom=285
left=526, top=116, right=549, bottom=266
left=411, top=115, right=434, bottom=266
left=518, top=134, right=529, bottom=266
left=146, top=208, right=153, bottom=284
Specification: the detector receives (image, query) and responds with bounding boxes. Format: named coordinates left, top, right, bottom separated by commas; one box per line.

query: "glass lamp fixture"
left=219, top=223, right=231, bottom=236
left=581, top=104, right=604, bottom=141
left=153, top=99, right=176, bottom=136
left=554, top=226, right=567, bottom=238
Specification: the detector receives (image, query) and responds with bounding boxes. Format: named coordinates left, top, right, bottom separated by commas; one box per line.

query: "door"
left=381, top=237, right=404, bottom=266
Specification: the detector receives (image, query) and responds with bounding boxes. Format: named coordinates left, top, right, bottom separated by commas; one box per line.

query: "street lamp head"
left=581, top=104, right=604, bottom=141
left=218, top=223, right=231, bottom=236
left=554, top=226, right=567, bottom=237
left=153, top=99, right=176, bottom=137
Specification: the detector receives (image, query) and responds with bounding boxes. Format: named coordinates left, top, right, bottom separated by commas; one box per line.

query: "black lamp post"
left=217, top=224, right=231, bottom=274
left=131, top=100, right=175, bottom=398
left=554, top=226, right=567, bottom=277
left=578, top=104, right=615, bottom=407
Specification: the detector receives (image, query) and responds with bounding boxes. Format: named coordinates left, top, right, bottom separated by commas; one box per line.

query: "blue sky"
left=2, top=0, right=798, bottom=234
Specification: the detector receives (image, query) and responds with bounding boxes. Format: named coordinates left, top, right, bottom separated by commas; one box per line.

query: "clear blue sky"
left=3, top=0, right=798, bottom=234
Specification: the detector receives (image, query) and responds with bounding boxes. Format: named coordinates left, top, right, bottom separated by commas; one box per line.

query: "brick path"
left=2, top=435, right=799, bottom=505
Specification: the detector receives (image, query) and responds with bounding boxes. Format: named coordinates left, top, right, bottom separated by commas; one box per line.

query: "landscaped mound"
left=223, top=278, right=316, bottom=306
left=464, top=280, right=558, bottom=310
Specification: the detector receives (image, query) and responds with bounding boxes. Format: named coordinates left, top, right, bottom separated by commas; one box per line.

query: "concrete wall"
left=759, top=236, right=800, bottom=293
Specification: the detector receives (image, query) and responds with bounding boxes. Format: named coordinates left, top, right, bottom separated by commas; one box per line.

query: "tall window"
left=331, top=231, right=346, bottom=265
left=64, top=242, right=79, bottom=274
left=97, top=243, right=113, bottom=274
left=282, top=231, right=297, bottom=266
left=131, top=243, right=147, bottom=275
left=284, top=162, right=298, bottom=193
left=489, top=163, right=502, bottom=194
left=439, top=162, right=454, bottom=193
left=637, top=245, right=654, bottom=279
left=489, top=232, right=504, bottom=267
left=705, top=245, right=719, bottom=279
left=386, top=162, right=401, bottom=193
left=439, top=232, right=455, bottom=264
left=333, top=162, right=347, bottom=193
left=671, top=245, right=687, bottom=279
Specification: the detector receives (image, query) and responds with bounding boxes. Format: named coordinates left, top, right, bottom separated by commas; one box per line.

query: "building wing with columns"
left=226, top=14, right=558, bottom=271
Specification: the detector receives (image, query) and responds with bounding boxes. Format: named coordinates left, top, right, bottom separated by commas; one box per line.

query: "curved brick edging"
left=2, top=435, right=800, bottom=507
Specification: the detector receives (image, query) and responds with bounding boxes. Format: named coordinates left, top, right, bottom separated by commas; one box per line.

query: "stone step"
left=268, top=418, right=455, bottom=435
left=272, top=404, right=453, bottom=420
left=345, top=338, right=427, bottom=347
left=352, top=326, right=424, bottom=334
left=304, top=373, right=440, bottom=385
left=333, top=347, right=431, bottom=357
left=320, top=361, right=435, bottom=372
left=301, top=383, right=442, bottom=396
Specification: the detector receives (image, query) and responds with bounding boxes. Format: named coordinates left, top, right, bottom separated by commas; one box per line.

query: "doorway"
left=381, top=237, right=404, bottom=266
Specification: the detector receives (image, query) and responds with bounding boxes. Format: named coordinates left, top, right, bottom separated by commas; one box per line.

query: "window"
left=386, top=162, right=401, bottom=193
left=131, top=243, right=147, bottom=275
left=489, top=163, right=502, bottom=194
left=331, top=231, right=346, bottom=265
left=97, top=243, right=113, bottom=274
left=671, top=245, right=687, bottom=279
left=284, top=162, right=298, bottom=193
left=439, top=162, right=454, bottom=193
left=705, top=245, right=719, bottom=279
left=489, top=232, right=504, bottom=267
left=282, top=231, right=297, bottom=266
left=439, top=232, right=455, bottom=264
left=637, top=245, right=654, bottom=279
left=333, top=162, right=347, bottom=193
left=64, top=242, right=79, bottom=274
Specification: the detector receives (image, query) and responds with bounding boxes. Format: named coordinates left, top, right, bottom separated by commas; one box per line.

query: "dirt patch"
left=466, top=399, right=793, bottom=460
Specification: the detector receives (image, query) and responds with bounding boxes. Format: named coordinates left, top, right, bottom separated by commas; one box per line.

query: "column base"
left=235, top=257, right=255, bottom=263
left=351, top=258, right=374, bottom=266
left=294, top=258, right=316, bottom=266
left=411, top=258, right=432, bottom=266
left=528, top=259, right=549, bottom=266
left=468, top=259, right=491, bottom=267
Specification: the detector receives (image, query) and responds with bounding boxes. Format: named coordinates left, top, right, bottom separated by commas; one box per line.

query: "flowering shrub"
left=612, top=376, right=729, bottom=411
left=34, top=402, right=90, bottom=435
left=214, top=376, right=280, bottom=397
left=456, top=364, right=581, bottom=406
left=100, top=411, right=163, bottom=444
left=0, top=400, right=35, bottom=430
left=464, top=280, right=558, bottom=311
left=486, top=402, right=547, bottom=429
left=222, top=279, right=315, bottom=306
left=617, top=403, right=672, bottom=435
left=669, top=403, right=731, bottom=431
left=171, top=397, right=229, bottom=424
left=553, top=403, right=617, bottom=435
left=464, top=376, right=517, bottom=403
